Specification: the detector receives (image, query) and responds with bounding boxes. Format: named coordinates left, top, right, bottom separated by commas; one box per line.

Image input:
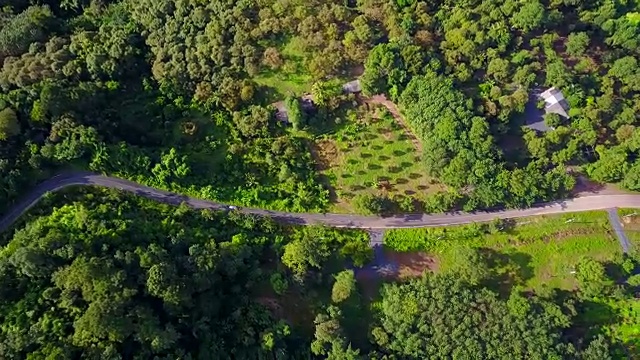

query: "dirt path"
left=365, top=95, right=423, bottom=152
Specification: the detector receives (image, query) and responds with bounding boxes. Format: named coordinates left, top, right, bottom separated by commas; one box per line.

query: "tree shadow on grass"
left=603, top=261, right=629, bottom=284
left=316, top=174, right=339, bottom=204
left=480, top=248, right=534, bottom=297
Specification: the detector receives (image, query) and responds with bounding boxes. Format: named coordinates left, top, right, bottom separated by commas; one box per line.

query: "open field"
left=313, top=104, right=443, bottom=213
left=383, top=211, right=624, bottom=291
left=254, top=37, right=314, bottom=101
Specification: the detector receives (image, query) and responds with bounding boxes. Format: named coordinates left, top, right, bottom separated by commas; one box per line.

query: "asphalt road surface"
left=3, top=172, right=640, bottom=233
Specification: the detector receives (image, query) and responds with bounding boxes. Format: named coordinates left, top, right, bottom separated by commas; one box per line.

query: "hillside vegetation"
left=0, top=0, right=638, bottom=214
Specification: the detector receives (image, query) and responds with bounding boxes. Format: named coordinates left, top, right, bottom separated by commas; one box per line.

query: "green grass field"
left=313, top=105, right=442, bottom=212
left=254, top=37, right=314, bottom=101
left=384, top=211, right=624, bottom=291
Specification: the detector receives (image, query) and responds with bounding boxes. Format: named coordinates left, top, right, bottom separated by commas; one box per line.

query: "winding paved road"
left=3, top=172, right=640, bottom=233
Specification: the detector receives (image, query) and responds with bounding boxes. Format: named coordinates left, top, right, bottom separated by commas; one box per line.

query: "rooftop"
left=522, top=87, right=570, bottom=132
left=342, top=79, right=362, bottom=94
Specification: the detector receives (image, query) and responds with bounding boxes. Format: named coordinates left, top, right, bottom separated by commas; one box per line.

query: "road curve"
left=3, top=172, right=640, bottom=233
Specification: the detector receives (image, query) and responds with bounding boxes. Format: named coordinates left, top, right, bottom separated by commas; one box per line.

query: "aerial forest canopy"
left=0, top=189, right=632, bottom=358
left=0, top=0, right=639, bottom=356
left=0, top=0, right=639, bottom=214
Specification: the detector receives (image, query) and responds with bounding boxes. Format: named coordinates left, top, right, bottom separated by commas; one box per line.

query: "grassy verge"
left=617, top=208, right=640, bottom=254
left=383, top=211, right=623, bottom=291
left=381, top=211, right=638, bottom=356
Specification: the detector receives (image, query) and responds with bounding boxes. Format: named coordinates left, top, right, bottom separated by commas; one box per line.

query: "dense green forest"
left=1, top=190, right=638, bottom=358
left=1, top=0, right=640, bottom=357
left=0, top=0, right=639, bottom=214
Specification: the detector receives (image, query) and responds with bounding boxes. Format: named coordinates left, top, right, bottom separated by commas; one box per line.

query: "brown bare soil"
left=310, top=139, right=340, bottom=171
left=364, top=94, right=423, bottom=152
left=387, top=250, right=439, bottom=278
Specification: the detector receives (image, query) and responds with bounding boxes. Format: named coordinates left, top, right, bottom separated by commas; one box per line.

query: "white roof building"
left=342, top=79, right=362, bottom=94
left=540, top=87, right=570, bottom=119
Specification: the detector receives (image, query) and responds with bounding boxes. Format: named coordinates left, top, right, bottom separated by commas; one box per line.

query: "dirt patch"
left=310, top=139, right=340, bottom=171
left=257, top=297, right=282, bottom=313
left=257, top=291, right=315, bottom=332
left=622, top=213, right=640, bottom=225
left=387, top=251, right=438, bottom=278
left=364, top=95, right=423, bottom=152
left=507, top=227, right=604, bottom=245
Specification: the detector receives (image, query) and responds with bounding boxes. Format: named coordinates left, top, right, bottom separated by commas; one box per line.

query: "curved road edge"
left=3, top=172, right=640, bottom=233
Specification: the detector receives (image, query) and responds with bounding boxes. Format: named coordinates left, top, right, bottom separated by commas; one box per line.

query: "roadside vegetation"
left=617, top=208, right=640, bottom=251
left=2, top=0, right=640, bottom=217
left=383, top=212, right=640, bottom=357
left=2, top=190, right=638, bottom=358
left=1, top=0, right=640, bottom=358
left=385, top=212, right=620, bottom=289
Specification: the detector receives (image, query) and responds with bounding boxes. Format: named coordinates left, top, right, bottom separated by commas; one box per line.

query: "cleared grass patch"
left=317, top=105, right=443, bottom=213
left=254, top=37, right=314, bottom=101
left=384, top=211, right=623, bottom=291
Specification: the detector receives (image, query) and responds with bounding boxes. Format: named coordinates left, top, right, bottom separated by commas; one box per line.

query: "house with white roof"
left=523, top=87, right=571, bottom=132
left=540, top=87, right=570, bottom=119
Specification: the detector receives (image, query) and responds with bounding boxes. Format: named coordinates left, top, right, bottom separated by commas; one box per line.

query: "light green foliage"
left=270, top=273, right=289, bottom=295
left=373, top=274, right=577, bottom=358
left=575, top=257, right=614, bottom=298
left=281, top=226, right=369, bottom=280
left=545, top=61, right=572, bottom=87
left=42, top=116, right=99, bottom=162
left=331, top=270, right=356, bottom=303
left=0, top=190, right=306, bottom=358
left=511, top=1, right=545, bottom=32
left=544, top=112, right=562, bottom=128
left=385, top=211, right=622, bottom=291
left=566, top=32, right=590, bottom=56
left=628, top=274, right=640, bottom=287
left=622, top=162, right=640, bottom=190
left=352, top=194, right=385, bottom=215
left=444, top=246, right=490, bottom=285
left=586, top=145, right=629, bottom=183
left=0, top=5, right=53, bottom=59
left=285, top=96, right=304, bottom=129
left=0, top=107, right=19, bottom=140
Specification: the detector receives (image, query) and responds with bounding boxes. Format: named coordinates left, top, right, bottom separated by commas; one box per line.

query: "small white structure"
left=342, top=79, right=362, bottom=94
left=540, top=87, right=570, bottom=119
